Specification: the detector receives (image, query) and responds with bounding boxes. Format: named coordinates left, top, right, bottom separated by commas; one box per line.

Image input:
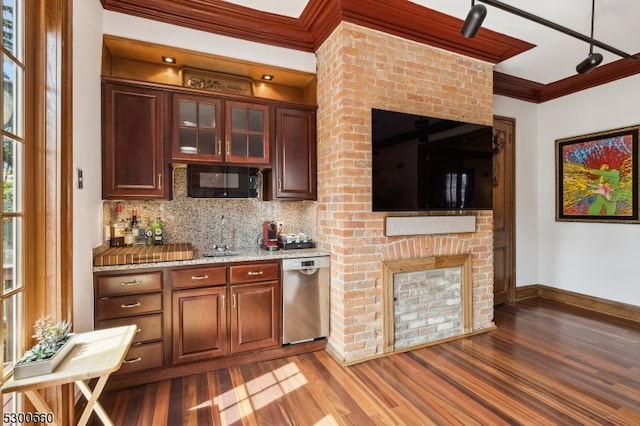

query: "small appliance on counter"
left=260, top=221, right=279, bottom=251
left=278, top=233, right=316, bottom=250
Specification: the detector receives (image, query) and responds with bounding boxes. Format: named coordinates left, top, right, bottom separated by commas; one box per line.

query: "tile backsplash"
left=101, top=167, right=317, bottom=254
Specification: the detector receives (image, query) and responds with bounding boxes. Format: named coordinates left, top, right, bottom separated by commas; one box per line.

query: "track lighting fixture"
left=575, top=0, right=602, bottom=75
left=461, top=1, right=487, bottom=39
left=460, top=0, right=639, bottom=75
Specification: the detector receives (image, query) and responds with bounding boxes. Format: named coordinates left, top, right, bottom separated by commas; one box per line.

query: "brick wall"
left=316, top=22, right=495, bottom=363
left=394, top=266, right=462, bottom=349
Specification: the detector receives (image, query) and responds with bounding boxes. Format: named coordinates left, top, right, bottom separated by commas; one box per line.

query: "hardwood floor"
left=81, top=299, right=640, bottom=425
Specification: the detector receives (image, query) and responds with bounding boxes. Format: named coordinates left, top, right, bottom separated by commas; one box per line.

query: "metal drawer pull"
left=123, top=357, right=142, bottom=364
left=120, top=280, right=142, bottom=287
left=136, top=328, right=142, bottom=333
left=232, top=294, right=236, bottom=308
left=247, top=271, right=264, bottom=276
left=191, top=275, right=209, bottom=280
left=221, top=295, right=225, bottom=310
left=121, top=302, right=141, bottom=308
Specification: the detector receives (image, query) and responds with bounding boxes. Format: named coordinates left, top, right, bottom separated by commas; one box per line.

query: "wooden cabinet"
left=172, top=286, right=228, bottom=364
left=230, top=281, right=280, bottom=353
left=102, top=81, right=171, bottom=199
left=172, top=94, right=223, bottom=163
left=229, top=262, right=281, bottom=353
left=94, top=270, right=165, bottom=374
left=265, top=107, right=317, bottom=200
left=172, top=95, right=270, bottom=165
left=224, top=101, right=269, bottom=165
left=171, top=261, right=280, bottom=365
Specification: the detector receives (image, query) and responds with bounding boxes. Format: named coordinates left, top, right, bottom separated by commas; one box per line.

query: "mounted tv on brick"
left=372, top=108, right=494, bottom=212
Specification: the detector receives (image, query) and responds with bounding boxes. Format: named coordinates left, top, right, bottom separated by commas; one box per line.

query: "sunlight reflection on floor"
left=190, top=361, right=316, bottom=424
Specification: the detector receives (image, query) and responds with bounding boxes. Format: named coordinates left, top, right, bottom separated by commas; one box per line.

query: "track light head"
left=575, top=52, right=603, bottom=74
left=461, top=4, right=487, bottom=38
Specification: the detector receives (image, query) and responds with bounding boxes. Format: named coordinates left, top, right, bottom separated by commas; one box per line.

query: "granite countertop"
left=92, top=246, right=330, bottom=272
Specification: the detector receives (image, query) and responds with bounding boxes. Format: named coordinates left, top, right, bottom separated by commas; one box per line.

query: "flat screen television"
left=372, top=108, right=494, bottom=212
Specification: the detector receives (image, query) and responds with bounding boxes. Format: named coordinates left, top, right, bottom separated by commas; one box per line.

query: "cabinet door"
left=172, top=287, right=228, bottom=364
left=102, top=82, right=169, bottom=199
left=273, top=107, right=317, bottom=200
left=172, top=94, right=223, bottom=163
left=225, top=101, right=270, bottom=165
left=230, top=281, right=280, bottom=354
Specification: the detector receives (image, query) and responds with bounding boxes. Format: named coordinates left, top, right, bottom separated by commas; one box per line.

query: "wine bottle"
left=110, top=204, right=126, bottom=247
left=152, top=217, right=164, bottom=245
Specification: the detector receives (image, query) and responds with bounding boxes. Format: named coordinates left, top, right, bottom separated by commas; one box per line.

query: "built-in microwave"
left=187, top=165, right=260, bottom=198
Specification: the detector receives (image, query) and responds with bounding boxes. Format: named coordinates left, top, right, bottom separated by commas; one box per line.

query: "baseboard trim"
left=515, top=284, right=640, bottom=324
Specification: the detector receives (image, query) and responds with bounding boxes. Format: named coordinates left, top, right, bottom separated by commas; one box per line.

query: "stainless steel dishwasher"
left=282, top=255, right=330, bottom=344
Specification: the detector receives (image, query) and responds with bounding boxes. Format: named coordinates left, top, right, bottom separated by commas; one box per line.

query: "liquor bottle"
left=124, top=227, right=134, bottom=246
left=131, top=209, right=138, bottom=229
left=152, top=217, right=164, bottom=245
left=110, top=204, right=126, bottom=247
left=145, top=218, right=154, bottom=246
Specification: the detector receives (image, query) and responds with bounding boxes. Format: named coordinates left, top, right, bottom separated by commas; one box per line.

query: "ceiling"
left=100, top=0, right=640, bottom=103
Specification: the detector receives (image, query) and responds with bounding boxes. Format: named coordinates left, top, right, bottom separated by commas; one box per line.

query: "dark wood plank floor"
left=81, top=299, right=640, bottom=425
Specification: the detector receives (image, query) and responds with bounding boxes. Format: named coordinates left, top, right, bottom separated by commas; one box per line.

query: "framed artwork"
left=556, top=125, right=640, bottom=223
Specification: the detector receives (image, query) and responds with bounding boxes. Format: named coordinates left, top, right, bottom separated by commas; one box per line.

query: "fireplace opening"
left=382, top=255, right=473, bottom=353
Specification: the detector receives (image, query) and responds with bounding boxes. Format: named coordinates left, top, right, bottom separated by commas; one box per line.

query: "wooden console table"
left=1, top=325, right=136, bottom=426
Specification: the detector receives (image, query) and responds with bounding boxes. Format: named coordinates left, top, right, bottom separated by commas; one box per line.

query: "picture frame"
left=556, top=125, right=640, bottom=223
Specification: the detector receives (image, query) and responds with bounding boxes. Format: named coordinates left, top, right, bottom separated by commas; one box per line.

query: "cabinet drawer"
left=97, top=271, right=162, bottom=297
left=96, top=293, right=162, bottom=320
left=96, top=313, right=162, bottom=344
left=172, top=266, right=226, bottom=289
left=115, top=341, right=164, bottom=375
left=229, top=262, right=279, bottom=284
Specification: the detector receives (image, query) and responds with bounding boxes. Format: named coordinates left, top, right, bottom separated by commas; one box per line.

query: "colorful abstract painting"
left=556, top=125, right=639, bottom=223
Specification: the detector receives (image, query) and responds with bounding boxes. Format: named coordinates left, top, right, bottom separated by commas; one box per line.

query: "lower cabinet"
left=172, top=286, right=228, bottom=364
left=94, top=260, right=283, bottom=381
left=230, top=281, right=280, bottom=354
left=94, top=270, right=165, bottom=374
left=170, top=261, right=281, bottom=366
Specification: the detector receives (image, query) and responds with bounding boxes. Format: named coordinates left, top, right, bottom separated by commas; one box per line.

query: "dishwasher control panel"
left=282, top=256, right=330, bottom=270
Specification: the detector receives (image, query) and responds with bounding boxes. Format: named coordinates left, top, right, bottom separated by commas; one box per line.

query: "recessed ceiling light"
left=261, top=74, right=274, bottom=81
left=162, top=56, right=176, bottom=64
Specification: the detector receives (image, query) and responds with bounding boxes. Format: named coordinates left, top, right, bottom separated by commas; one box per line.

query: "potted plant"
left=13, top=317, right=76, bottom=379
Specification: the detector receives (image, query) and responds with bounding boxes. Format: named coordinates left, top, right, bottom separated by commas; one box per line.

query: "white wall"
left=493, top=96, right=539, bottom=288
left=72, top=0, right=104, bottom=332
left=497, top=75, right=640, bottom=307
left=537, top=74, right=640, bottom=306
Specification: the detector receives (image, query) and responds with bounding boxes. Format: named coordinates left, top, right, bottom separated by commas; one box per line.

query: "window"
left=1, top=0, right=71, bottom=419
left=1, top=0, right=24, bottom=415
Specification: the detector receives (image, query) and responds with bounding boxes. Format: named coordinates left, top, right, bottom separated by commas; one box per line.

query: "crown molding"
left=100, top=0, right=640, bottom=102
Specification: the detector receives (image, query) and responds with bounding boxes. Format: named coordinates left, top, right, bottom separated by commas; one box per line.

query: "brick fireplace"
left=315, top=22, right=495, bottom=364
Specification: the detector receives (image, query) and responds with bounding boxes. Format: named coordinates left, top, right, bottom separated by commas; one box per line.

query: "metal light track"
left=478, top=0, right=639, bottom=60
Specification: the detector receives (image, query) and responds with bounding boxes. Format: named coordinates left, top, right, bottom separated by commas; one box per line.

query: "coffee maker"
left=260, top=221, right=279, bottom=250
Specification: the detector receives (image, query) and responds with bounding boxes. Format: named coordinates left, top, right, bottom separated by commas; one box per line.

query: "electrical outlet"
left=277, top=221, right=284, bottom=233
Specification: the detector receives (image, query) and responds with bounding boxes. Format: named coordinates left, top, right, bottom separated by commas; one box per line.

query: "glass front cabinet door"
left=173, top=94, right=223, bottom=163
left=225, top=101, right=270, bottom=165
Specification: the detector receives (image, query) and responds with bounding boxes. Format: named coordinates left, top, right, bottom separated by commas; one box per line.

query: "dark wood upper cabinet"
left=171, top=95, right=270, bottom=165
left=102, top=82, right=171, bottom=199
left=171, top=94, right=223, bottom=163
left=267, top=107, right=317, bottom=200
